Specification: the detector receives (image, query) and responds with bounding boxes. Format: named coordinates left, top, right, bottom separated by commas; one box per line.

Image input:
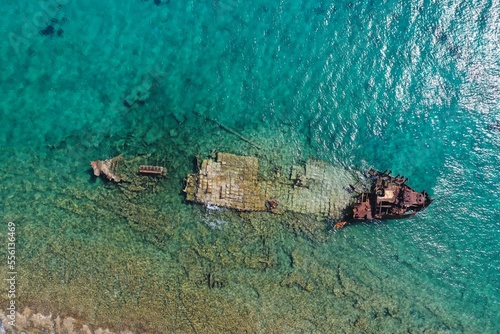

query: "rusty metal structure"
left=184, top=153, right=432, bottom=225
left=352, top=169, right=432, bottom=220
left=139, top=165, right=165, bottom=175
left=90, top=155, right=166, bottom=183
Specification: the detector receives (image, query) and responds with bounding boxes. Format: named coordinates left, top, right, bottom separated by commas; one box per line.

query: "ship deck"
left=184, top=153, right=359, bottom=220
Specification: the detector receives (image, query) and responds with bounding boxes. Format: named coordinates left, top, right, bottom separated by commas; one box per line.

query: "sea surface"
left=0, top=0, right=499, bottom=333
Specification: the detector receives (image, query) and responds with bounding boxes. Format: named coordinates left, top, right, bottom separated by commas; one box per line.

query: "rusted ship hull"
left=184, top=153, right=432, bottom=224
left=352, top=169, right=432, bottom=221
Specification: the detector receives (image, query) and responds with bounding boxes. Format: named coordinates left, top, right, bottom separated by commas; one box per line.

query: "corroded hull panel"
left=352, top=169, right=432, bottom=221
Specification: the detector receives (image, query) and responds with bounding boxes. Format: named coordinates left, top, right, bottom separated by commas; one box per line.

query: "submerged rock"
left=40, top=25, right=55, bottom=36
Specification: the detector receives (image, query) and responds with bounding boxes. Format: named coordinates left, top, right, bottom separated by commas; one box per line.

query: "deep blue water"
left=0, top=0, right=499, bottom=332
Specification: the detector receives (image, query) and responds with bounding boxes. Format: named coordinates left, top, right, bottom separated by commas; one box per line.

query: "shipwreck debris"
left=139, top=165, right=166, bottom=175
left=334, top=221, right=347, bottom=229
left=184, top=152, right=358, bottom=220
left=265, top=199, right=279, bottom=211
left=193, top=111, right=263, bottom=149
left=184, top=152, right=432, bottom=226
left=90, top=154, right=124, bottom=182
left=352, top=169, right=432, bottom=221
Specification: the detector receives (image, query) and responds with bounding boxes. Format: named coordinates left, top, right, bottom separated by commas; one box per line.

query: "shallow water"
left=1, top=0, right=499, bottom=332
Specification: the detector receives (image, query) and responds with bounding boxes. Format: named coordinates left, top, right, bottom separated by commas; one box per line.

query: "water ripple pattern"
left=0, top=0, right=499, bottom=332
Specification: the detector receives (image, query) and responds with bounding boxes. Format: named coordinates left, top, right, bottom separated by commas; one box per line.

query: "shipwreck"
left=184, top=152, right=432, bottom=226
left=352, top=169, right=432, bottom=221
left=90, top=155, right=166, bottom=182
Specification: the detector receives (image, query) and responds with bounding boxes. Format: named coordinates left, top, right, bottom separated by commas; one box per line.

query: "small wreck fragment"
left=90, top=154, right=124, bottom=182
left=352, top=169, right=432, bottom=221
left=139, top=165, right=166, bottom=175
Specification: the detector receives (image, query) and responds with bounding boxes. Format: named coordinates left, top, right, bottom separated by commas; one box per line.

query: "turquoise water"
left=1, top=0, right=499, bottom=332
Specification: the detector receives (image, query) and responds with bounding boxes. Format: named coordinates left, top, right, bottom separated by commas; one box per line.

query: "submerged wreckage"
left=184, top=153, right=432, bottom=226
left=90, top=155, right=166, bottom=182
left=90, top=152, right=431, bottom=227
left=352, top=169, right=432, bottom=221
